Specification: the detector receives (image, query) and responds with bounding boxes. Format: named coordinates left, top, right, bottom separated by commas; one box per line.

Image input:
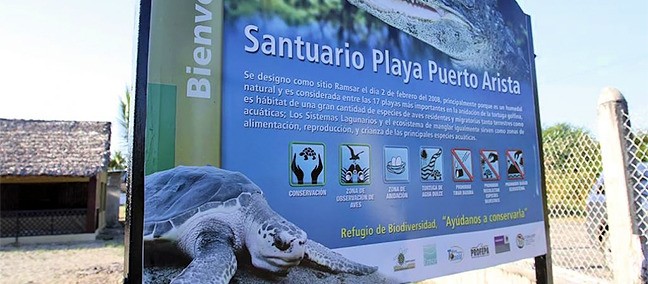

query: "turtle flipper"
left=171, top=240, right=237, bottom=284
left=304, top=240, right=377, bottom=275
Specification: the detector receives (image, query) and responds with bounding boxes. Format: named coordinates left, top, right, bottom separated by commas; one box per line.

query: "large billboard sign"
left=140, top=0, right=547, bottom=282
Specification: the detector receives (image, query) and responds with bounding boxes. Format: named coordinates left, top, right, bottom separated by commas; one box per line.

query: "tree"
left=631, top=130, right=648, bottom=163
left=542, top=123, right=602, bottom=216
left=110, top=87, right=131, bottom=170
left=117, top=87, right=131, bottom=154
left=109, top=151, right=127, bottom=170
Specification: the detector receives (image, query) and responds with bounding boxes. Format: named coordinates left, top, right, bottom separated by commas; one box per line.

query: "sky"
left=0, top=0, right=646, bottom=153
left=518, top=0, right=648, bottom=133
left=0, top=1, right=137, bottom=153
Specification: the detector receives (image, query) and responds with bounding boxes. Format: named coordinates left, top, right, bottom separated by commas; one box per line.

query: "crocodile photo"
left=346, top=0, right=531, bottom=78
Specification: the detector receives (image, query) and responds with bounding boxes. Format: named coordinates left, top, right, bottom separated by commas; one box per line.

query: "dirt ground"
left=0, top=225, right=391, bottom=284
left=0, top=228, right=544, bottom=284
left=0, top=227, right=125, bottom=284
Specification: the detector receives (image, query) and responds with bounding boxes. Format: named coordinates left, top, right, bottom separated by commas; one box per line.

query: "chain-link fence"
left=624, top=113, right=648, bottom=277
left=625, top=113, right=648, bottom=236
left=0, top=209, right=87, bottom=238
left=541, top=95, right=648, bottom=282
left=542, top=124, right=612, bottom=280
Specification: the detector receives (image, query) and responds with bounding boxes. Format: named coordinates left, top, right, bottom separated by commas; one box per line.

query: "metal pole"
left=124, top=0, right=150, bottom=283
left=528, top=36, right=553, bottom=281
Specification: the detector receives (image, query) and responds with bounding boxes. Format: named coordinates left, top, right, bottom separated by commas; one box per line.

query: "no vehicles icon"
left=451, top=148, right=473, bottom=182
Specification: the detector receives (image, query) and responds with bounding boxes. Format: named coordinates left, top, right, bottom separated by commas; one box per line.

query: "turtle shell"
left=144, top=166, right=263, bottom=238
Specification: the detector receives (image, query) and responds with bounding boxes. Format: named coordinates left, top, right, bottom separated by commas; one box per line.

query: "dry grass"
left=0, top=229, right=125, bottom=283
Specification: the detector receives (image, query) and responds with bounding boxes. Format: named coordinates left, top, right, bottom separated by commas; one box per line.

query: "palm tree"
left=110, top=87, right=131, bottom=170
left=109, top=151, right=127, bottom=170
left=118, top=86, right=131, bottom=151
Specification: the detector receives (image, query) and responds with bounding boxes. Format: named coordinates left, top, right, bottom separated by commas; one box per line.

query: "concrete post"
left=106, top=171, right=125, bottom=228
left=597, top=87, right=645, bottom=283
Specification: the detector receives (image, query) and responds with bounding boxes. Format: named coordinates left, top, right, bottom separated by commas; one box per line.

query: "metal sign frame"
left=124, top=0, right=553, bottom=282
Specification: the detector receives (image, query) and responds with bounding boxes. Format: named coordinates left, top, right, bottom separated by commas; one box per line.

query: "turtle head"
left=246, top=216, right=307, bottom=274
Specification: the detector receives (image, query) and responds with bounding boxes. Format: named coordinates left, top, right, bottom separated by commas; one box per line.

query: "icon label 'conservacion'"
left=290, top=142, right=325, bottom=186
left=420, top=147, right=443, bottom=182
left=384, top=146, right=409, bottom=183
left=341, top=144, right=370, bottom=185
left=480, top=150, right=500, bottom=181
left=506, top=150, right=525, bottom=180
left=451, top=148, right=473, bottom=182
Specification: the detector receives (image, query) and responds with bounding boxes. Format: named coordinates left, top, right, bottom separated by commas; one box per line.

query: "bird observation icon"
left=340, top=144, right=370, bottom=185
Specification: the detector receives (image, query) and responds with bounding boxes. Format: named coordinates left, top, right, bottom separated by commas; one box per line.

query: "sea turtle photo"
left=144, top=166, right=377, bottom=283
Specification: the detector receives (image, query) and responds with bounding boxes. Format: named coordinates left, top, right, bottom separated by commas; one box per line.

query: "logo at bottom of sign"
left=494, top=235, right=511, bottom=253
left=393, top=248, right=416, bottom=271
left=447, top=246, right=464, bottom=263
left=470, top=243, right=490, bottom=258
left=423, top=244, right=438, bottom=266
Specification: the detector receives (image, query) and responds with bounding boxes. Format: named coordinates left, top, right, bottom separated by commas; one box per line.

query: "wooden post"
left=86, top=176, right=97, bottom=233
left=597, top=87, right=644, bottom=283
left=106, top=171, right=123, bottom=228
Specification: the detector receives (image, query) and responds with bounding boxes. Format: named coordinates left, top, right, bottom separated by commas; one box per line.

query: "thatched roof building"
left=1, top=118, right=113, bottom=243
left=0, top=119, right=111, bottom=177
